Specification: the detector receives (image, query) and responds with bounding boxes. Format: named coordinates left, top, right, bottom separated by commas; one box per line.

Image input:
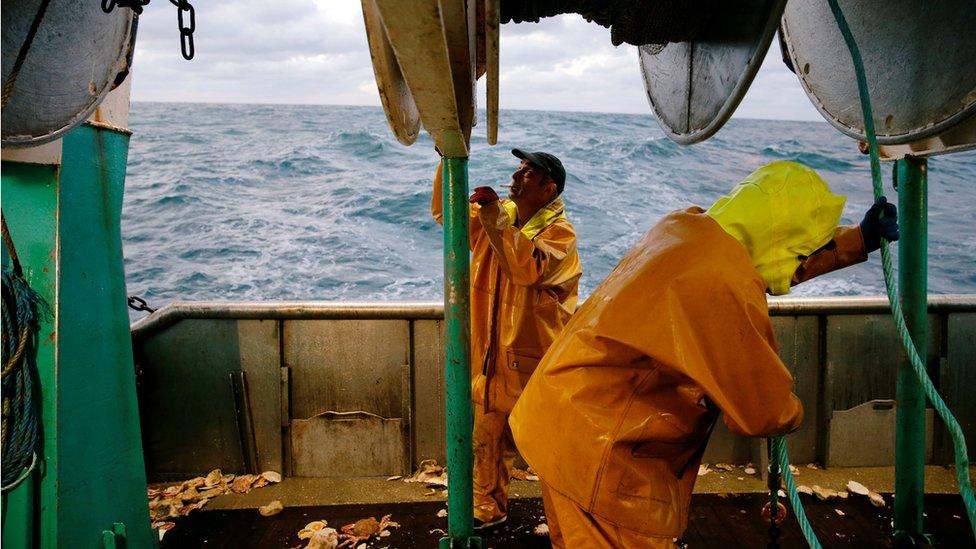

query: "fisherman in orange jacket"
left=432, top=148, right=582, bottom=528
left=509, top=160, right=898, bottom=547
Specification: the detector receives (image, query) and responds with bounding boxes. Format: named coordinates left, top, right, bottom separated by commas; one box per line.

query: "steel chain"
left=102, top=0, right=195, bottom=60
left=127, top=295, right=157, bottom=314
left=101, top=0, right=150, bottom=15
left=170, top=0, right=196, bottom=60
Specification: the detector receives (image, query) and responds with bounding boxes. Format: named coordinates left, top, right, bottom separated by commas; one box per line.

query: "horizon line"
left=129, top=99, right=828, bottom=124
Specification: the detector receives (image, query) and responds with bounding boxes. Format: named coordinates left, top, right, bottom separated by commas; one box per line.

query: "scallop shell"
left=261, top=471, right=282, bottom=483
left=259, top=500, right=284, bottom=517
left=204, top=469, right=223, bottom=487
left=231, top=474, right=257, bottom=493
left=869, top=492, right=886, bottom=507
left=305, top=527, right=339, bottom=549
left=299, top=520, right=328, bottom=539
left=847, top=480, right=870, bottom=496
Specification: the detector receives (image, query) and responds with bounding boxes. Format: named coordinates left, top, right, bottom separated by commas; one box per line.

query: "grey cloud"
left=131, top=6, right=820, bottom=121
left=134, top=0, right=364, bottom=61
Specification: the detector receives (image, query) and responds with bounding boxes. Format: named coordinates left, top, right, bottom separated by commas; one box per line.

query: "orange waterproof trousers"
left=472, top=406, right=517, bottom=523
left=541, top=481, right=676, bottom=549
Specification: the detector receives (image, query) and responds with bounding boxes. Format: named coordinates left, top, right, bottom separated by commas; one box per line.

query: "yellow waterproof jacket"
left=510, top=207, right=863, bottom=537
left=432, top=162, right=581, bottom=413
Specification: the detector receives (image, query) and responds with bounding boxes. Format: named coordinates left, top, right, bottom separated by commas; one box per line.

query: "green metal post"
left=893, top=156, right=928, bottom=545
left=439, top=157, right=481, bottom=549
left=1, top=122, right=154, bottom=548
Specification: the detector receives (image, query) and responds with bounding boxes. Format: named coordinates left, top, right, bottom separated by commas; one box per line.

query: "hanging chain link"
left=101, top=0, right=196, bottom=60
left=127, top=295, right=157, bottom=314
left=101, top=0, right=151, bottom=15
left=169, top=0, right=196, bottom=60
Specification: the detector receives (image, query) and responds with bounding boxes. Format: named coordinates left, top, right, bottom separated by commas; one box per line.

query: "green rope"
left=827, top=0, right=976, bottom=538
left=772, top=437, right=822, bottom=549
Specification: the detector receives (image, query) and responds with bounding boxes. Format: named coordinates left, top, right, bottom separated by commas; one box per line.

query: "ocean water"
left=122, top=103, right=976, bottom=313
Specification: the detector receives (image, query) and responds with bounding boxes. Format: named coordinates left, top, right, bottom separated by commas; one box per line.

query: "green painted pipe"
left=439, top=157, right=482, bottom=548
left=893, top=157, right=928, bottom=544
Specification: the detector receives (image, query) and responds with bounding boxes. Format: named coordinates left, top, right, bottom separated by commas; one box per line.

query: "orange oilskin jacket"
left=510, top=207, right=865, bottom=538
left=432, top=162, right=582, bottom=413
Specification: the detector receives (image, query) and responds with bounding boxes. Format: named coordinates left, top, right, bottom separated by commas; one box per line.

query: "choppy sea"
left=123, top=103, right=976, bottom=313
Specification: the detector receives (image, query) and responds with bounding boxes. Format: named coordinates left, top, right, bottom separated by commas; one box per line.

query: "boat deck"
left=160, top=494, right=971, bottom=548
left=157, top=466, right=974, bottom=548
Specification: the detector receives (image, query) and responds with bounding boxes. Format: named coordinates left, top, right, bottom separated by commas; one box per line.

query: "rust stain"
left=93, top=106, right=105, bottom=125
left=44, top=331, right=56, bottom=345
left=42, top=267, right=49, bottom=273
left=88, top=81, right=97, bottom=95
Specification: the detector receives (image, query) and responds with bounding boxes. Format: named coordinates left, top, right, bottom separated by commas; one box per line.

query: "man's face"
left=509, top=159, right=555, bottom=204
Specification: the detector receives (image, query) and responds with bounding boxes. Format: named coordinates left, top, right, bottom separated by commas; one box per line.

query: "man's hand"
left=860, top=196, right=899, bottom=253
left=469, top=186, right=499, bottom=206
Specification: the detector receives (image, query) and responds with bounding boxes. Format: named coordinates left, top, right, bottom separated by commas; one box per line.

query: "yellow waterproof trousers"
left=541, top=482, right=676, bottom=549
left=472, top=407, right=517, bottom=523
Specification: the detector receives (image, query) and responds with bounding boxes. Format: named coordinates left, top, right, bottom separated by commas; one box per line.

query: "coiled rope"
left=768, top=2, right=975, bottom=546
left=1, top=214, right=48, bottom=492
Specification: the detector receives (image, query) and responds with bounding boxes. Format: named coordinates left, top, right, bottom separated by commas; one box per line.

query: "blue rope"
left=1, top=233, right=48, bottom=491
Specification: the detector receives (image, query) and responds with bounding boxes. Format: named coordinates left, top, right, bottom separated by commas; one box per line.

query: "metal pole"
left=893, top=156, right=928, bottom=545
left=439, top=157, right=481, bottom=548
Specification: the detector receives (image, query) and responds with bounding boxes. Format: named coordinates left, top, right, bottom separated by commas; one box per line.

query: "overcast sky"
left=130, top=0, right=822, bottom=121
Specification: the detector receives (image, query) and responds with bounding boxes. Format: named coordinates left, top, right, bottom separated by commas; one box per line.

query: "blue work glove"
left=859, top=196, right=899, bottom=253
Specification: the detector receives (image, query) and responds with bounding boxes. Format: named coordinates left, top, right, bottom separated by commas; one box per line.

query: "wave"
left=760, top=146, right=855, bottom=171
left=123, top=103, right=976, bottom=306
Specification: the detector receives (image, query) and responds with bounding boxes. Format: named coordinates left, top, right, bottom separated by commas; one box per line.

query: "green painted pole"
left=893, top=156, right=928, bottom=545
left=1, top=122, right=154, bottom=548
left=439, top=157, right=481, bottom=549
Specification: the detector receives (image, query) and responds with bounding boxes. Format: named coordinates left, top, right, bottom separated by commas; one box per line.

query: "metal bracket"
left=891, top=529, right=933, bottom=547
left=230, top=371, right=260, bottom=473
left=101, top=522, right=127, bottom=549
left=439, top=535, right=484, bottom=548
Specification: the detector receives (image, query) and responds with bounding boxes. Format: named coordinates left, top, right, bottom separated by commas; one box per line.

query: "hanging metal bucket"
left=780, top=0, right=976, bottom=145
left=638, top=0, right=786, bottom=144
left=1, top=0, right=135, bottom=147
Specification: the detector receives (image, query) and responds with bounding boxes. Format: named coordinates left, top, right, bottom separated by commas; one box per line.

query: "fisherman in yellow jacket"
left=509, top=160, right=898, bottom=547
left=432, top=148, right=582, bottom=528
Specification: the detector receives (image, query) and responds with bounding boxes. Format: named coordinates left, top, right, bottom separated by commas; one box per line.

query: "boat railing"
left=131, top=295, right=976, bottom=482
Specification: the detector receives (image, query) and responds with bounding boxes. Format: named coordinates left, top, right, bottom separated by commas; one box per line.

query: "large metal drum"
left=2, top=0, right=135, bottom=147
left=638, top=0, right=786, bottom=144
left=780, top=0, right=976, bottom=145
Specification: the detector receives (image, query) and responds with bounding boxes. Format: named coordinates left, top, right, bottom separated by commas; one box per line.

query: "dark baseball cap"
left=512, top=148, right=566, bottom=194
